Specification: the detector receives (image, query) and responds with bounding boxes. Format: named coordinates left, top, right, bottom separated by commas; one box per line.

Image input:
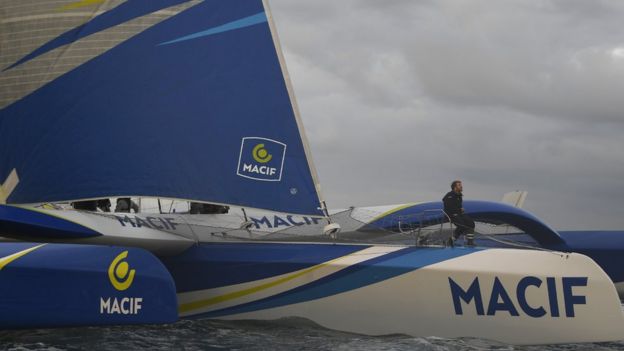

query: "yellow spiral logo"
left=252, top=144, right=272, bottom=163
left=108, top=251, right=136, bottom=291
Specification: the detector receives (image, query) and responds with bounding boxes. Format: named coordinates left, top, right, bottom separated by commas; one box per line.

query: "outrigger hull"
left=0, top=243, right=178, bottom=328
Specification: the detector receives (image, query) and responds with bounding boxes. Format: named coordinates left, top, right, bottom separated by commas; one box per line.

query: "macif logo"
left=448, top=276, right=587, bottom=318
left=100, top=250, right=143, bottom=315
left=108, top=250, right=135, bottom=291
left=237, top=137, right=286, bottom=181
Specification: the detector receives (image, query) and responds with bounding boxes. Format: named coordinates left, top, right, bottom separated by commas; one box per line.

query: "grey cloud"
left=270, top=0, right=624, bottom=230
left=275, top=0, right=624, bottom=123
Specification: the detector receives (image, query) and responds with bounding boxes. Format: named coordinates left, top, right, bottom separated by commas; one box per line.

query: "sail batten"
left=0, top=0, right=325, bottom=216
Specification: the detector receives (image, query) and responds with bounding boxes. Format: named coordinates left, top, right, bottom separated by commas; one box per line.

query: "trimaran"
left=1, top=0, right=624, bottom=345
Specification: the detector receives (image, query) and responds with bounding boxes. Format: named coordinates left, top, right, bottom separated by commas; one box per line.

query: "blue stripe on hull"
left=177, top=245, right=480, bottom=318
left=161, top=243, right=371, bottom=293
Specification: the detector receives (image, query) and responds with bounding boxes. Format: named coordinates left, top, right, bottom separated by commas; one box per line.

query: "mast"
left=262, top=0, right=339, bottom=234
left=262, top=0, right=326, bottom=209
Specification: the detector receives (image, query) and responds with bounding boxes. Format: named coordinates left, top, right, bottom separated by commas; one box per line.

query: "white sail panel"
left=0, top=0, right=200, bottom=108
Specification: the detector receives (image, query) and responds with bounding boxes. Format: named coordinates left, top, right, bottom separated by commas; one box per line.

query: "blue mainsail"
left=0, top=0, right=325, bottom=215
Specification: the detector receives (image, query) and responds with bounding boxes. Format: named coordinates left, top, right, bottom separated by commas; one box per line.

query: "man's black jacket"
left=443, top=191, right=463, bottom=217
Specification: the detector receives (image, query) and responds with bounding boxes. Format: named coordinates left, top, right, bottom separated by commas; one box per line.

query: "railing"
left=395, top=209, right=454, bottom=246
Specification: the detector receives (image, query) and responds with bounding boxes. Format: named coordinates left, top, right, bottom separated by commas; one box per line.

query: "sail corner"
left=0, top=169, right=19, bottom=204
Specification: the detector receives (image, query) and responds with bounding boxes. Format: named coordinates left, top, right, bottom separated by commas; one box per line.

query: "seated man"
left=115, top=198, right=139, bottom=213
left=443, top=180, right=475, bottom=246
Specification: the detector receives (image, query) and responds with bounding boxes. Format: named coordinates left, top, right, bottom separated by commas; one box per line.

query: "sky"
left=268, top=0, right=624, bottom=230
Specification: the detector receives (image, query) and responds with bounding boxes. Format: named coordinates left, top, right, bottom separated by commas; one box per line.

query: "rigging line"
left=320, top=200, right=331, bottom=223
left=451, top=220, right=563, bottom=255
left=254, top=225, right=440, bottom=246
left=172, top=213, right=200, bottom=245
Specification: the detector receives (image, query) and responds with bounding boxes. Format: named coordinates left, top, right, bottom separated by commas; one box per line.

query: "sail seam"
left=0, top=9, right=184, bottom=25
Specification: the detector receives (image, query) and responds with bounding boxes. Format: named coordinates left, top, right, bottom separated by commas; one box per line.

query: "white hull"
left=176, top=246, right=624, bottom=345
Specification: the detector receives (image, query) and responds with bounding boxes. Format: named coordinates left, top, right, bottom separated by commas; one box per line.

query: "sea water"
left=1, top=317, right=624, bottom=351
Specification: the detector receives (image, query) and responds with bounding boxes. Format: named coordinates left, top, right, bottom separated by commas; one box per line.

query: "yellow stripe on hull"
left=0, top=244, right=46, bottom=270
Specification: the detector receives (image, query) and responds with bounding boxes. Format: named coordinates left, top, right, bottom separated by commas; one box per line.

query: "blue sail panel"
left=0, top=0, right=324, bottom=216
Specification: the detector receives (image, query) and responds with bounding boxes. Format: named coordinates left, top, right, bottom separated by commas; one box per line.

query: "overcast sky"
left=268, top=0, right=624, bottom=230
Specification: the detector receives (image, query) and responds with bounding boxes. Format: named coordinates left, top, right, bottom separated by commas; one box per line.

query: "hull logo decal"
left=108, top=250, right=136, bottom=291
left=101, top=250, right=143, bottom=315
